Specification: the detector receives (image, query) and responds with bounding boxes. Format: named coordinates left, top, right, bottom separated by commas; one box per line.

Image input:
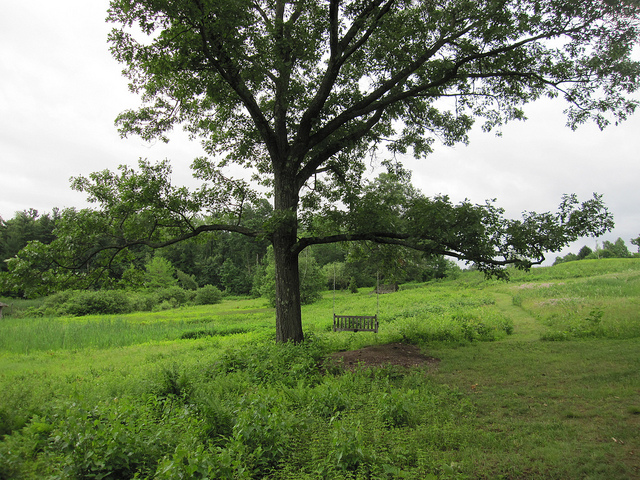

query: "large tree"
left=7, top=0, right=640, bottom=342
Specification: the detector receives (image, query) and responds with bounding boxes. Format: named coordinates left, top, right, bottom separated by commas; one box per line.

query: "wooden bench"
left=333, top=314, right=378, bottom=333
left=375, top=283, right=398, bottom=294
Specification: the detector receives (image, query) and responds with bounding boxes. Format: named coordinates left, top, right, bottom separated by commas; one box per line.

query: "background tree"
left=156, top=200, right=271, bottom=292
left=554, top=237, right=635, bottom=264
left=321, top=261, right=348, bottom=291
left=176, top=269, right=199, bottom=290
left=577, top=245, right=593, bottom=261
left=144, top=255, right=178, bottom=289
left=9, top=0, right=640, bottom=342
left=601, top=238, right=632, bottom=258
left=0, top=209, right=58, bottom=272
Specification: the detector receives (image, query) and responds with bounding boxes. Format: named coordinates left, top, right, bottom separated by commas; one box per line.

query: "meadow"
left=1, top=258, right=639, bottom=479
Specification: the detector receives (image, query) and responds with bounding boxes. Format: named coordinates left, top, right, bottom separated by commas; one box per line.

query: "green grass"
left=0, top=297, right=46, bottom=318
left=427, top=339, right=640, bottom=478
left=0, top=298, right=275, bottom=354
left=506, top=260, right=640, bottom=340
left=1, top=258, right=639, bottom=479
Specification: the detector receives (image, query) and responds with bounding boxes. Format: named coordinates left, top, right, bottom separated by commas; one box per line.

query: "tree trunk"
left=272, top=170, right=304, bottom=343
left=272, top=227, right=303, bottom=342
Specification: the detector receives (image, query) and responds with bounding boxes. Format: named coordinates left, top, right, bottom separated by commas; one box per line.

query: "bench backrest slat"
left=333, top=314, right=378, bottom=333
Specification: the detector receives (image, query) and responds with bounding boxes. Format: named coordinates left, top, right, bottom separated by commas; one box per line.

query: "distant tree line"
left=1, top=203, right=460, bottom=300
left=0, top=209, right=59, bottom=272
left=553, top=236, right=640, bottom=265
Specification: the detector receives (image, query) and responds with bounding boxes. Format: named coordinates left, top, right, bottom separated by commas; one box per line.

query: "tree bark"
left=272, top=169, right=304, bottom=343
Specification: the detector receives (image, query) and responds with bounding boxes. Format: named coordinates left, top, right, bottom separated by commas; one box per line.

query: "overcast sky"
left=2, top=0, right=639, bottom=264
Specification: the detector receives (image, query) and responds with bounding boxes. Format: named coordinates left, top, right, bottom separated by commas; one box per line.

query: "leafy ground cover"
left=0, top=258, right=639, bottom=479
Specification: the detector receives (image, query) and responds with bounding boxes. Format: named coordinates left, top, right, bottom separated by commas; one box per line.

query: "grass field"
left=1, top=258, right=639, bottom=479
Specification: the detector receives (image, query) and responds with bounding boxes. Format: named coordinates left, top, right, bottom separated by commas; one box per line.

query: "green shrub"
left=0, top=407, right=23, bottom=439
left=129, top=291, right=158, bottom=312
left=393, top=307, right=513, bottom=345
left=195, top=285, right=223, bottom=305
left=228, top=397, right=302, bottom=474
left=37, top=290, right=76, bottom=316
left=196, top=394, right=235, bottom=442
left=42, top=290, right=134, bottom=316
left=47, top=397, right=201, bottom=480
left=324, top=421, right=376, bottom=473
left=68, top=290, right=134, bottom=316
left=376, top=390, right=416, bottom=427
left=0, top=416, right=53, bottom=479
left=48, top=402, right=162, bottom=479
left=212, top=336, right=326, bottom=387
left=540, top=331, right=571, bottom=341
left=152, top=300, right=174, bottom=311
left=155, top=286, right=193, bottom=306
left=308, top=384, right=351, bottom=418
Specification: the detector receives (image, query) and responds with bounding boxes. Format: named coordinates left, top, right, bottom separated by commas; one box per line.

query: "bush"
left=155, top=286, right=193, bottom=306
left=227, top=397, right=302, bottom=474
left=154, top=443, right=235, bottom=480
left=35, top=291, right=76, bottom=316
left=41, top=290, right=134, bottom=316
left=194, top=285, right=223, bottom=305
left=129, top=291, right=158, bottom=312
left=24, top=286, right=205, bottom=318
left=68, top=290, right=134, bottom=316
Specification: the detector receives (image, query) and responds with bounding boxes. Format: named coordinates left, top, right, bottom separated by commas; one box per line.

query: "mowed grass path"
left=431, top=339, right=640, bottom=478
left=425, top=286, right=640, bottom=479
left=493, top=291, right=546, bottom=341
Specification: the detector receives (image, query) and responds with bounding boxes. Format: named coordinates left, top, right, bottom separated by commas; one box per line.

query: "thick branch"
left=127, top=223, right=259, bottom=249
left=291, top=0, right=395, bottom=163
left=298, top=20, right=595, bottom=176
left=295, top=107, right=385, bottom=189
left=192, top=1, right=279, bottom=159
left=65, top=223, right=261, bottom=272
left=292, top=232, right=542, bottom=268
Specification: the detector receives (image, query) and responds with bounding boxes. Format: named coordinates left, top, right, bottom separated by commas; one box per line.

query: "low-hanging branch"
left=61, top=222, right=261, bottom=270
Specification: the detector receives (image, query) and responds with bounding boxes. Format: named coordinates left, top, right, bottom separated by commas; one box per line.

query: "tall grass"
left=0, top=302, right=276, bottom=354
left=507, top=259, right=640, bottom=340
left=508, top=257, right=640, bottom=281
left=1, top=283, right=513, bottom=355
left=0, top=317, right=193, bottom=353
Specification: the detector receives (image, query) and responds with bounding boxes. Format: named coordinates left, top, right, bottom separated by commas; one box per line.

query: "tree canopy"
left=0, top=209, right=58, bottom=272
left=6, top=0, right=640, bottom=342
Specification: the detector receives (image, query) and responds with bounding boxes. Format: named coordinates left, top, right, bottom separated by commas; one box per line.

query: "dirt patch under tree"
left=325, top=342, right=440, bottom=372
